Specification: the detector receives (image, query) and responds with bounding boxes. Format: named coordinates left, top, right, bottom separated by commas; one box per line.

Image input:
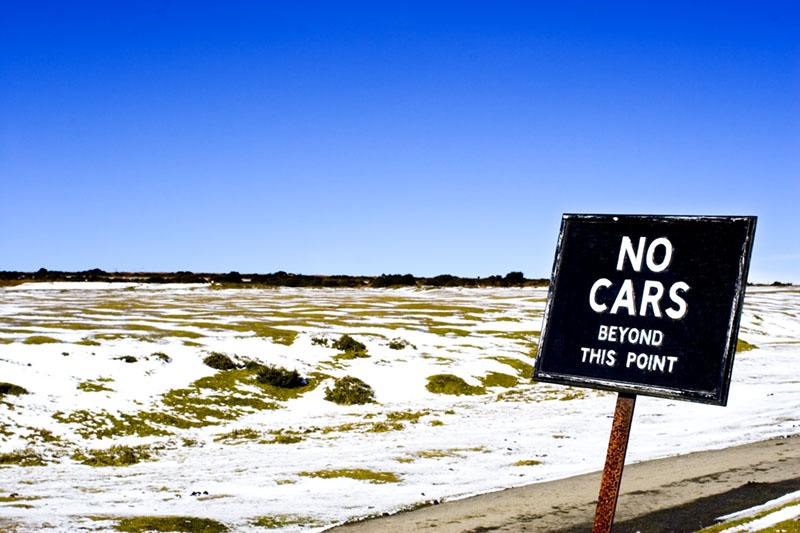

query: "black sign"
left=533, top=214, right=756, bottom=405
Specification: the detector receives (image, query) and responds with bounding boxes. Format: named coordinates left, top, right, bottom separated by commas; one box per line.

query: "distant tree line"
left=0, top=268, right=549, bottom=288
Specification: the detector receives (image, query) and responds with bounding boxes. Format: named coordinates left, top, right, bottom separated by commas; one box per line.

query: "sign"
left=534, top=214, right=756, bottom=405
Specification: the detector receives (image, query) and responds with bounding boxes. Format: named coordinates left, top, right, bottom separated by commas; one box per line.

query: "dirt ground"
left=328, top=434, right=800, bottom=532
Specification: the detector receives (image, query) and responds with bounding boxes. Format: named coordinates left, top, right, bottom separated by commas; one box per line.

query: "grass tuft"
left=426, top=374, right=485, bottom=396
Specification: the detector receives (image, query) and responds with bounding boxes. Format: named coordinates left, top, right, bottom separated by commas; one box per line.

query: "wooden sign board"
left=534, top=214, right=756, bottom=406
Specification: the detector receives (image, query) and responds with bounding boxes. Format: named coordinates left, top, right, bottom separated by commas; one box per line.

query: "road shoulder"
left=327, top=434, right=800, bottom=532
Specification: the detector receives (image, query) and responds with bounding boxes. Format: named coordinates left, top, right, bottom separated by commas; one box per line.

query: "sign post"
left=534, top=214, right=756, bottom=530
left=593, top=392, right=636, bottom=533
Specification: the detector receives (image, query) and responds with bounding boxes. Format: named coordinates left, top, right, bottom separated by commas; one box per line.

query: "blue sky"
left=1, top=2, right=798, bottom=282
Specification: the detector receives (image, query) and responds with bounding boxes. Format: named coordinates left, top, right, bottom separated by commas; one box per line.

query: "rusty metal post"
left=593, top=392, right=637, bottom=533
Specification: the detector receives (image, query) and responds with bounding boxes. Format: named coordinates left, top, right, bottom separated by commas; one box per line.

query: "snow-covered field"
left=1, top=283, right=798, bottom=532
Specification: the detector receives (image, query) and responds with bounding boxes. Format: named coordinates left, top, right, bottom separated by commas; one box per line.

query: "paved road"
left=328, top=434, right=800, bottom=532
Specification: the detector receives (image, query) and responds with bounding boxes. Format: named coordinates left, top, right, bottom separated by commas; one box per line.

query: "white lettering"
left=646, top=237, right=673, bottom=272
left=597, top=325, right=665, bottom=346
left=610, top=279, right=636, bottom=315
left=665, top=281, right=690, bottom=320
left=625, top=351, right=679, bottom=373
left=581, top=347, right=616, bottom=367
left=640, top=280, right=665, bottom=317
left=617, top=236, right=647, bottom=272
left=589, top=280, right=689, bottom=320
left=589, top=278, right=612, bottom=313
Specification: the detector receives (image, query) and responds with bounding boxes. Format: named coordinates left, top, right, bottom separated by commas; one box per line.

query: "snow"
left=1, top=283, right=799, bottom=532
left=715, top=489, right=800, bottom=531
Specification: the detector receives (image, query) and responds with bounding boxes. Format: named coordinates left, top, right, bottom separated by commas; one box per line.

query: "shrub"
left=331, top=334, right=367, bottom=355
left=0, top=382, right=29, bottom=396
left=324, top=376, right=375, bottom=405
left=255, top=365, right=307, bottom=389
left=388, top=338, right=414, bottom=350
left=370, top=274, right=417, bottom=288
left=426, top=374, right=486, bottom=396
left=203, top=352, right=237, bottom=370
left=503, top=271, right=525, bottom=285
left=311, top=335, right=329, bottom=347
left=115, top=355, right=137, bottom=363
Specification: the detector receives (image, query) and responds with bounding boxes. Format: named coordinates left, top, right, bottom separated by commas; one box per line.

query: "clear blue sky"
left=2, top=2, right=798, bottom=282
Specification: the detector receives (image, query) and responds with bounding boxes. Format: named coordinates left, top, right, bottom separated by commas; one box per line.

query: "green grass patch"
left=92, top=333, right=129, bottom=341
left=0, top=449, right=46, bottom=466
left=426, top=374, right=485, bottom=396
left=250, top=515, right=325, bottom=529
left=23, top=335, right=60, bottom=344
left=299, top=468, right=400, bottom=484
left=736, top=338, right=757, bottom=352
left=481, top=371, right=519, bottom=388
left=53, top=409, right=180, bottom=438
left=386, top=410, right=430, bottom=423
left=77, top=378, right=114, bottom=393
left=367, top=421, right=405, bottom=433
left=232, top=323, right=298, bottom=345
left=696, top=496, right=800, bottom=532
left=269, top=433, right=304, bottom=444
left=162, top=381, right=280, bottom=426
left=411, top=447, right=489, bottom=460
left=514, top=459, right=543, bottom=466
left=428, top=327, right=471, bottom=337
left=115, top=516, right=229, bottom=533
left=214, top=428, right=261, bottom=443
left=71, top=444, right=154, bottom=467
left=559, top=389, right=587, bottom=401
left=490, top=356, right=535, bottom=378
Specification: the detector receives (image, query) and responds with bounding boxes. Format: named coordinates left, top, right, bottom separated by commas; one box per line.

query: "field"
left=1, top=283, right=798, bottom=532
